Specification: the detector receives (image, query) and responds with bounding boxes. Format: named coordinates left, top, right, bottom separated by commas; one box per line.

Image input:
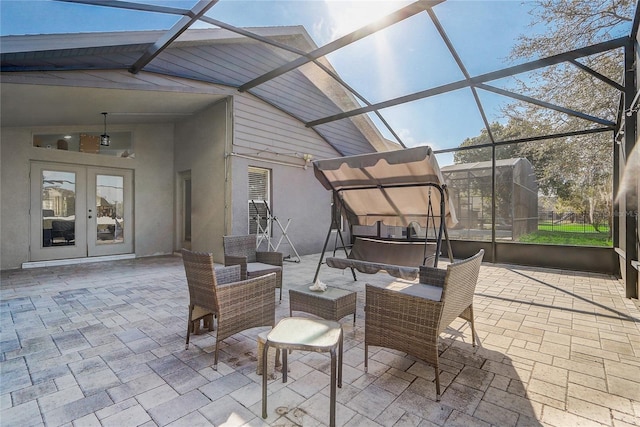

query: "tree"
left=509, top=0, right=633, bottom=230
left=511, top=0, right=633, bottom=59
left=457, top=0, right=634, bottom=232
left=454, top=121, right=527, bottom=164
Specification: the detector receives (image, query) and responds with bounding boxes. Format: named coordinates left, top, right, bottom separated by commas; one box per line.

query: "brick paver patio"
left=1, top=253, right=639, bottom=426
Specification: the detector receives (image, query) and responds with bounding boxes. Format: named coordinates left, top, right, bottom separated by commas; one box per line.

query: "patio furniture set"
left=181, top=234, right=484, bottom=426
left=179, top=148, right=485, bottom=426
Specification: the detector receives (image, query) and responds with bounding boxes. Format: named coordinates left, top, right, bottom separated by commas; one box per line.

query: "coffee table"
left=289, top=285, right=357, bottom=325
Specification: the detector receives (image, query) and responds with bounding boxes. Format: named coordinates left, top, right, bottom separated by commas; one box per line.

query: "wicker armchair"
left=364, top=249, right=484, bottom=400
left=182, top=249, right=276, bottom=370
left=223, top=234, right=284, bottom=301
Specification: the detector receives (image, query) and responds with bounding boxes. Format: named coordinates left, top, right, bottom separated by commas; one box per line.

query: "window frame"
left=247, top=166, right=271, bottom=236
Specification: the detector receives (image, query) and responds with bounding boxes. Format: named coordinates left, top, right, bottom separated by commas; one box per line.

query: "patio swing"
left=312, top=146, right=458, bottom=283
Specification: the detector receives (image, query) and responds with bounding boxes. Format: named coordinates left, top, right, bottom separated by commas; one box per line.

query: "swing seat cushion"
left=326, top=257, right=420, bottom=280
left=326, top=237, right=437, bottom=280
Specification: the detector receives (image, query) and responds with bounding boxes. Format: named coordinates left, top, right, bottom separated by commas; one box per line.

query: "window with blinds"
left=248, top=167, right=270, bottom=235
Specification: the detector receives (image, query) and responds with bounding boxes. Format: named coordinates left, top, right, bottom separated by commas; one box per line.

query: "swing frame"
left=313, top=182, right=454, bottom=283
left=311, top=146, right=457, bottom=283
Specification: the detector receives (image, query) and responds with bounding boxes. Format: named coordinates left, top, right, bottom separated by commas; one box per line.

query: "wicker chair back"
left=438, top=249, right=484, bottom=334
left=223, top=234, right=258, bottom=262
left=181, top=248, right=276, bottom=369
left=182, top=249, right=220, bottom=314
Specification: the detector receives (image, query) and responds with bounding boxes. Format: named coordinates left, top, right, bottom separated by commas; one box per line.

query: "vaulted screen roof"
left=1, top=26, right=392, bottom=155
left=0, top=0, right=636, bottom=157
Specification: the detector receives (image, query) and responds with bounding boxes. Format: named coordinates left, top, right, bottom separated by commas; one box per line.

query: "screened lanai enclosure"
left=0, top=0, right=638, bottom=299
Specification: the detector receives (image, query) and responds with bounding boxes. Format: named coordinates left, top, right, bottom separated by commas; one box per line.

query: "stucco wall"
left=174, top=99, right=230, bottom=263
left=0, top=122, right=175, bottom=270
left=1, top=128, right=33, bottom=269
left=130, top=123, right=175, bottom=259
left=229, top=156, right=334, bottom=259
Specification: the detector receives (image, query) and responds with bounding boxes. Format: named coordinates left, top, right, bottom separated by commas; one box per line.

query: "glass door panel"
left=30, top=163, right=87, bottom=261
left=43, top=170, right=77, bottom=246
left=95, top=174, right=124, bottom=245
left=87, top=168, right=133, bottom=257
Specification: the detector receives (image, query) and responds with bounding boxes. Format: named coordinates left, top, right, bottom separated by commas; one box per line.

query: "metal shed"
left=442, top=158, right=538, bottom=240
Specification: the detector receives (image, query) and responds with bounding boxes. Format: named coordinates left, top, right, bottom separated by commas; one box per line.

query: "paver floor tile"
left=199, top=394, right=257, bottom=426
left=136, top=384, right=180, bottom=410
left=372, top=371, right=412, bottom=395
left=147, top=389, right=210, bottom=426
left=378, top=404, right=424, bottom=426
left=541, top=405, right=608, bottom=427
left=607, top=375, right=640, bottom=401
left=297, top=391, right=357, bottom=427
left=1, top=254, right=637, bottom=426
left=348, top=384, right=396, bottom=418
left=101, top=403, right=153, bottom=427
left=42, top=390, right=113, bottom=427
left=1, top=400, right=44, bottom=426
left=474, top=400, right=519, bottom=426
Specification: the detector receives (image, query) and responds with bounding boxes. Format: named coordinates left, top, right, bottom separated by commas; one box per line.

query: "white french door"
left=30, top=163, right=133, bottom=261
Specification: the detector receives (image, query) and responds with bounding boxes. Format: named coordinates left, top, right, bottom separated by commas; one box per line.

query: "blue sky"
left=1, top=0, right=542, bottom=165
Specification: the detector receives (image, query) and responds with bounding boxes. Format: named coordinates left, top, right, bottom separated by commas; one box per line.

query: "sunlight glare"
left=321, top=1, right=410, bottom=102
left=324, top=0, right=411, bottom=40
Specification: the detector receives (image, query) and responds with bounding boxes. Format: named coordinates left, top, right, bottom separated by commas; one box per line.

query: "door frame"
left=30, top=162, right=134, bottom=261
left=176, top=170, right=192, bottom=251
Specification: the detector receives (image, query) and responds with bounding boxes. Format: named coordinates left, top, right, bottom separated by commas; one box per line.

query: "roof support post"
left=622, top=37, right=638, bottom=299
left=491, top=144, right=497, bottom=264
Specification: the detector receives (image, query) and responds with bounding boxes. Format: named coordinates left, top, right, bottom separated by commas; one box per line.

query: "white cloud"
left=397, top=128, right=417, bottom=147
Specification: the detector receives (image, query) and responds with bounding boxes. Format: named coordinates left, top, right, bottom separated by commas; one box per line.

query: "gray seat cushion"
left=246, top=262, right=281, bottom=276
left=370, top=280, right=443, bottom=302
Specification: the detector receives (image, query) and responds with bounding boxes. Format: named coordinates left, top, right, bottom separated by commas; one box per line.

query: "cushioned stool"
left=190, top=305, right=214, bottom=335
left=256, top=330, right=281, bottom=378
left=262, top=317, right=343, bottom=427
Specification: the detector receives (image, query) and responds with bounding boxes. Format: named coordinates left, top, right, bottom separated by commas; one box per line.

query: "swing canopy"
left=313, top=146, right=458, bottom=229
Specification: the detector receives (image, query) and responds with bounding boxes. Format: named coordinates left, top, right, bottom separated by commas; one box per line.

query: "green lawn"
left=518, top=230, right=612, bottom=246
left=537, top=222, right=610, bottom=234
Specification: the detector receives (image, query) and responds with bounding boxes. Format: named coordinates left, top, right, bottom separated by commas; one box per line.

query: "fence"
left=538, top=210, right=610, bottom=233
